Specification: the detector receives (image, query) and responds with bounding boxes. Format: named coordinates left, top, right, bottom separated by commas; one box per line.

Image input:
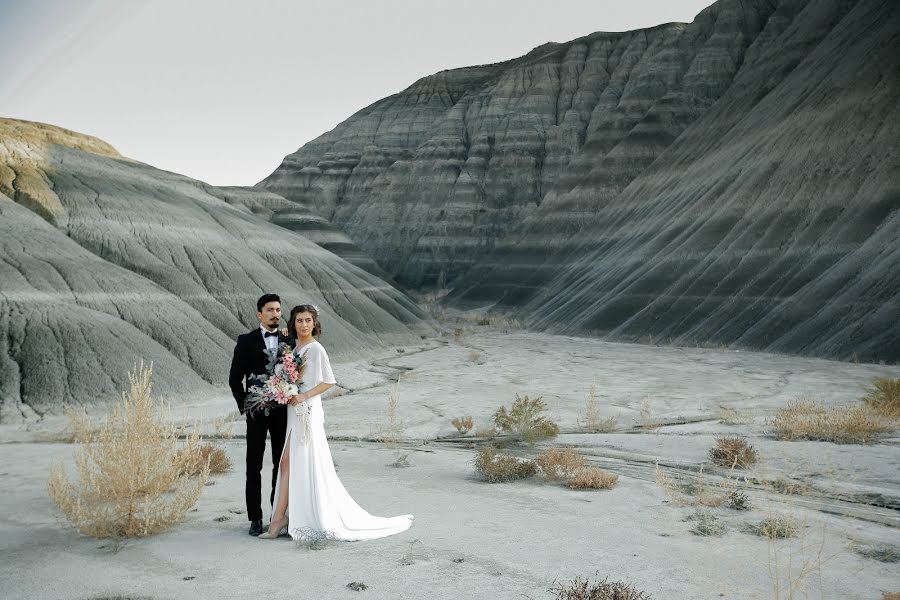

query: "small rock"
left=347, top=582, right=368, bottom=591
left=214, top=515, right=230, bottom=522
left=183, top=576, right=195, bottom=581
left=452, top=557, right=465, bottom=563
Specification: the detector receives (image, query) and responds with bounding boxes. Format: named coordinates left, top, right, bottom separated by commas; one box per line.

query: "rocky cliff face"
left=260, top=0, right=899, bottom=362
left=0, top=119, right=432, bottom=421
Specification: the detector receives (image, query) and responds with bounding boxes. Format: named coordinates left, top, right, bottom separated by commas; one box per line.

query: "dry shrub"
left=473, top=427, right=496, bottom=438
left=566, top=466, right=619, bottom=490
left=468, top=351, right=481, bottom=363
left=550, top=575, right=651, bottom=600
left=537, top=448, right=586, bottom=480
left=855, top=543, right=900, bottom=563
left=717, top=406, right=754, bottom=425
left=451, top=416, right=474, bottom=434
left=211, top=415, right=235, bottom=439
left=493, top=394, right=560, bottom=445
left=472, top=447, right=536, bottom=483
left=769, top=477, right=812, bottom=497
left=639, top=397, right=659, bottom=429
left=727, top=488, right=751, bottom=511
left=387, top=453, right=411, bottom=468
left=47, top=364, right=209, bottom=538
left=863, top=377, right=900, bottom=418
left=709, top=436, right=758, bottom=468
left=293, top=527, right=339, bottom=550
left=770, top=399, right=894, bottom=444
left=750, top=516, right=798, bottom=539
left=582, top=384, right=617, bottom=432
left=374, top=377, right=404, bottom=449
left=176, top=443, right=231, bottom=475
left=687, top=511, right=726, bottom=537
left=883, top=593, right=900, bottom=600
left=655, top=464, right=727, bottom=507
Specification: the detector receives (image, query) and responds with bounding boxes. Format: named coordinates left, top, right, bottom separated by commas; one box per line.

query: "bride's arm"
left=289, top=343, right=337, bottom=405
left=292, top=382, right=335, bottom=404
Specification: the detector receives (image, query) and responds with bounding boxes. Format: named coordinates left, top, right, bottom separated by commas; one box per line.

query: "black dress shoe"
left=249, top=519, right=264, bottom=536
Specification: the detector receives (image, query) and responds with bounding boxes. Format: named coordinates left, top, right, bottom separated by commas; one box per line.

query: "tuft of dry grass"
left=770, top=398, right=894, bottom=444
left=493, top=394, right=560, bottom=445
left=47, top=363, right=209, bottom=538
left=472, top=447, right=536, bottom=483
left=472, top=427, right=496, bottom=439
left=882, top=593, right=900, bottom=600
left=451, top=416, right=474, bottom=434
left=727, top=488, right=751, bottom=511
left=750, top=516, right=799, bottom=539
left=655, top=464, right=727, bottom=507
left=639, top=396, right=660, bottom=429
left=768, top=477, right=812, bottom=497
left=374, top=377, right=404, bottom=449
left=536, top=448, right=586, bottom=481
left=176, top=443, right=231, bottom=476
left=855, top=543, right=900, bottom=563
left=709, top=436, right=758, bottom=469
left=863, top=377, right=900, bottom=418
left=687, top=511, right=726, bottom=537
left=717, top=406, right=754, bottom=425
left=581, top=384, right=617, bottom=432
left=566, top=466, right=619, bottom=490
left=467, top=351, right=482, bottom=363
left=550, top=575, right=651, bottom=600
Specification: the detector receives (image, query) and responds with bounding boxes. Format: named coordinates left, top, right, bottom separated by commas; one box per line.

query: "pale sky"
left=0, top=0, right=714, bottom=186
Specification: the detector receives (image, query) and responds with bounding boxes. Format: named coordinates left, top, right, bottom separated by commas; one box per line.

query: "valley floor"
left=2, top=330, right=898, bottom=599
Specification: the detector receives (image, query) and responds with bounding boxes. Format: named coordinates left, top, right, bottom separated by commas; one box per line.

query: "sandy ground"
left=1, top=329, right=899, bottom=599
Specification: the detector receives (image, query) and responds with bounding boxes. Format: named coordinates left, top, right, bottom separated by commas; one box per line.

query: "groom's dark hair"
left=256, top=293, right=281, bottom=312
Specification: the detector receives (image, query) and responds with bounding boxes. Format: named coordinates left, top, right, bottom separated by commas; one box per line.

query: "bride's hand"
left=289, top=393, right=307, bottom=406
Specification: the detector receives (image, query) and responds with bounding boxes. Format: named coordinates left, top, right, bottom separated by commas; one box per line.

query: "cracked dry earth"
left=1, top=330, right=898, bottom=599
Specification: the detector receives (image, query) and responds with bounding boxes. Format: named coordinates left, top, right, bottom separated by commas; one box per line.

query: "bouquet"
left=245, top=342, right=306, bottom=417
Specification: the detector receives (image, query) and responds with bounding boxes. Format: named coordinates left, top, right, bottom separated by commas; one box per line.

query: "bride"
left=259, top=304, right=413, bottom=541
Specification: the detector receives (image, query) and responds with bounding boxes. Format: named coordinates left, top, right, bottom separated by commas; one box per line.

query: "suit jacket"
left=229, top=327, right=294, bottom=416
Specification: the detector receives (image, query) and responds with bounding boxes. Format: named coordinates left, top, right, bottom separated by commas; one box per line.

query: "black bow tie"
left=264, top=331, right=278, bottom=338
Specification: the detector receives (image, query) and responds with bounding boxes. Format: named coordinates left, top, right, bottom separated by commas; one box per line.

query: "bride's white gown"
left=272, top=340, right=413, bottom=541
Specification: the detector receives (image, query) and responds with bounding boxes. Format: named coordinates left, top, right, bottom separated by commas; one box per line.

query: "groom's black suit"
left=229, top=327, right=292, bottom=523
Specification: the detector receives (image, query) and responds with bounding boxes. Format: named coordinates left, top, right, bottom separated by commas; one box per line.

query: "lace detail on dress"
left=294, top=402, right=312, bottom=445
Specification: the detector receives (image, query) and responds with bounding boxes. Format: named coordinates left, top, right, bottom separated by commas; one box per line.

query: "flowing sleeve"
left=316, top=343, right=337, bottom=385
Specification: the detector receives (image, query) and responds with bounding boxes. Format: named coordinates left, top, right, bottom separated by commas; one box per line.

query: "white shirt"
left=260, top=325, right=279, bottom=354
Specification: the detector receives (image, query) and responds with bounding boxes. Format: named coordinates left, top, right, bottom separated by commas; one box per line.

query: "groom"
left=229, top=293, right=291, bottom=536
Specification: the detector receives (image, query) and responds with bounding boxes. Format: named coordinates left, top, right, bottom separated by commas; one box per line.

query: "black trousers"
left=245, top=408, right=287, bottom=522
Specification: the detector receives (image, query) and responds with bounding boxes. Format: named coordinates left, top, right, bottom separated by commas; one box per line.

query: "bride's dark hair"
left=287, top=304, right=322, bottom=338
